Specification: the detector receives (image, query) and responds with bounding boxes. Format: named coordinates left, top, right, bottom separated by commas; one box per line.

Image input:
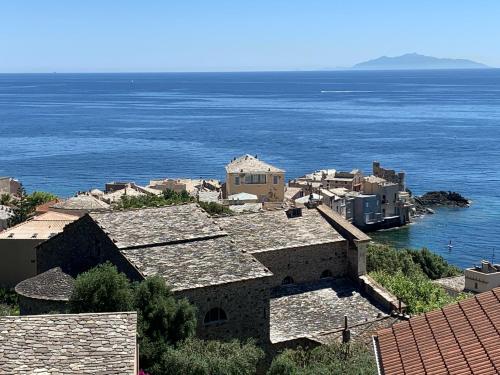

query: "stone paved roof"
left=0, top=312, right=137, bottom=374
left=374, top=287, right=500, bottom=375
left=433, top=275, right=465, bottom=293
left=217, top=208, right=344, bottom=253
left=90, top=204, right=224, bottom=249
left=225, top=154, right=284, bottom=173
left=52, top=194, right=110, bottom=211
left=15, top=267, right=75, bottom=301
left=270, top=278, right=385, bottom=343
left=121, top=237, right=270, bottom=291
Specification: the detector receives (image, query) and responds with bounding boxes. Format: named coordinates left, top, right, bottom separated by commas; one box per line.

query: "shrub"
left=198, top=201, right=233, bottom=216
left=0, top=288, right=19, bottom=316
left=267, top=342, right=376, bottom=375
left=367, top=243, right=461, bottom=279
left=114, top=189, right=193, bottom=209
left=69, top=262, right=134, bottom=313
left=370, top=270, right=469, bottom=314
left=155, top=338, right=264, bottom=375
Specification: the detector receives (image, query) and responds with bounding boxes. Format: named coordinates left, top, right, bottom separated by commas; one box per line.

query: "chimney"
left=342, top=315, right=350, bottom=343
left=286, top=207, right=302, bottom=219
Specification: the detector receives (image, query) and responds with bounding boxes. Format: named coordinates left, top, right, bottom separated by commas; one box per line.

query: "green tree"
left=155, top=338, right=264, bottom=375
left=69, top=262, right=134, bottom=313
left=134, top=276, right=197, bottom=372
left=267, top=343, right=376, bottom=375
left=0, top=193, right=11, bottom=206
left=8, top=185, right=32, bottom=226
left=26, top=191, right=58, bottom=209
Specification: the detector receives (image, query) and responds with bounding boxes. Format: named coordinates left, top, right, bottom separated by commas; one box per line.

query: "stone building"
left=372, top=161, right=405, bottom=191
left=50, top=193, right=110, bottom=216
left=464, top=260, right=500, bottom=293
left=0, top=211, right=78, bottom=287
left=322, top=169, right=364, bottom=192
left=15, top=267, right=74, bottom=315
left=0, top=204, right=14, bottom=230
left=0, top=312, right=138, bottom=374
left=35, top=202, right=396, bottom=347
left=0, top=176, right=21, bottom=196
left=225, top=155, right=285, bottom=202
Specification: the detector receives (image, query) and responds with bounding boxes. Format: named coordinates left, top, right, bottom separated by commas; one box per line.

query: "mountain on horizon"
left=353, top=53, right=489, bottom=70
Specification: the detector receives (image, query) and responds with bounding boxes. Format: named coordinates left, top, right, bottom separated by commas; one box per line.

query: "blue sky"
left=1, top=1, right=499, bottom=72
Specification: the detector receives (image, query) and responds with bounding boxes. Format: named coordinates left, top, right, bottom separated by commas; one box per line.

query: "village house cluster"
left=1, top=156, right=499, bottom=373
left=288, top=161, right=413, bottom=231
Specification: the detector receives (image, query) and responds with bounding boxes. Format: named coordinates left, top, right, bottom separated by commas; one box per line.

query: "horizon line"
left=0, top=67, right=498, bottom=75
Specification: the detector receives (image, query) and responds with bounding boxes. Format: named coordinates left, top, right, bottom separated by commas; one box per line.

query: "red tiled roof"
left=374, top=287, right=500, bottom=375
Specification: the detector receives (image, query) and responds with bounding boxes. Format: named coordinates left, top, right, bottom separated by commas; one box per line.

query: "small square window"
left=273, top=175, right=279, bottom=184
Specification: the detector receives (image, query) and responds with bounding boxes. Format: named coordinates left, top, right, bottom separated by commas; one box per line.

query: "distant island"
left=352, top=53, right=489, bottom=70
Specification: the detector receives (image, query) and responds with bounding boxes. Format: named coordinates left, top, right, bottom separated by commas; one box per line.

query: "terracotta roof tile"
left=374, top=287, right=500, bottom=375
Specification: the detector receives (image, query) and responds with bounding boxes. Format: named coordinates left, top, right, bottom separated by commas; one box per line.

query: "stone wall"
left=252, top=242, right=348, bottom=288
left=177, top=277, right=271, bottom=344
left=36, top=215, right=142, bottom=281
left=18, top=295, right=69, bottom=315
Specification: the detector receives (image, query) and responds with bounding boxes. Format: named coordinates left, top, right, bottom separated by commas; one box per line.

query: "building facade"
left=35, top=203, right=375, bottom=346
left=464, top=260, right=500, bottom=293
left=225, top=155, right=285, bottom=202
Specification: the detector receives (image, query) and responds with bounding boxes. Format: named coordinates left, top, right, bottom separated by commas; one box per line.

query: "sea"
left=1, top=70, right=499, bottom=269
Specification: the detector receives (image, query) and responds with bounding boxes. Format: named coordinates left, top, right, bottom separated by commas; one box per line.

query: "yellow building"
left=225, top=155, right=285, bottom=202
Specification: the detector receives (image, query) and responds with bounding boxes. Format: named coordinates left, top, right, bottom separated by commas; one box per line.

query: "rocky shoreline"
left=413, top=191, right=470, bottom=215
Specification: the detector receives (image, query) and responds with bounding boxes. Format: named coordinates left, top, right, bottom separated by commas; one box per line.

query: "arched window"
left=204, top=308, right=227, bottom=325
left=320, top=270, right=333, bottom=279
left=282, top=276, right=294, bottom=285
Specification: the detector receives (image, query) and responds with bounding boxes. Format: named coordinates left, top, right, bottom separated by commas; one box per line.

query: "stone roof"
left=432, top=275, right=465, bottom=293
left=216, top=208, right=344, bottom=254
left=225, top=154, right=284, bottom=173
left=121, top=237, right=270, bottom=291
left=270, top=278, right=386, bottom=343
left=0, top=211, right=78, bottom=239
left=52, top=194, right=110, bottom=211
left=101, top=186, right=145, bottom=204
left=374, top=287, right=500, bottom=375
left=15, top=267, right=75, bottom=301
left=0, top=312, right=137, bottom=374
left=90, top=204, right=224, bottom=249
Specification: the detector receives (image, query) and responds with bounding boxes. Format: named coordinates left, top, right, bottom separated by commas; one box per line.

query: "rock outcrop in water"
left=414, top=191, right=470, bottom=213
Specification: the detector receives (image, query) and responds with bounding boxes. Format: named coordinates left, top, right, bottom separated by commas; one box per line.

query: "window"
left=204, top=308, right=227, bottom=325
left=235, top=176, right=240, bottom=185
left=244, top=174, right=266, bottom=184
left=273, top=175, right=279, bottom=184
left=475, top=282, right=478, bottom=290
left=282, top=276, right=294, bottom=285
left=320, top=270, right=333, bottom=279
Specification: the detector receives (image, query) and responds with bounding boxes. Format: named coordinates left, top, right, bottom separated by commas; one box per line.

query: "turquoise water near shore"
left=0, top=70, right=499, bottom=268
